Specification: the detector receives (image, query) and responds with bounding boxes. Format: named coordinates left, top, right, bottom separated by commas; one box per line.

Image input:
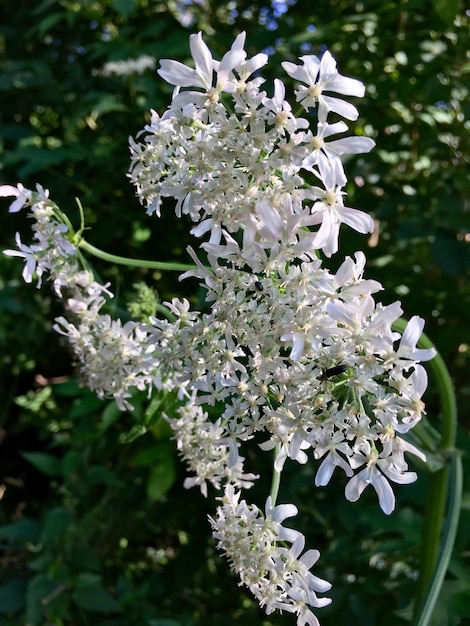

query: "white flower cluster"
left=95, top=55, right=156, bottom=77
left=2, top=32, right=436, bottom=625
left=128, top=32, right=375, bottom=258
left=169, top=400, right=258, bottom=497
left=209, top=486, right=332, bottom=626
left=128, top=32, right=434, bottom=621
left=1, top=184, right=157, bottom=412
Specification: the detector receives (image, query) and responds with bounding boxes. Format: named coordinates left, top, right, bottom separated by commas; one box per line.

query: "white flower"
left=0, top=183, right=49, bottom=213
left=158, top=31, right=246, bottom=110
left=393, top=364, right=430, bottom=431
left=3, top=188, right=78, bottom=288
left=345, top=441, right=418, bottom=514
left=130, top=36, right=377, bottom=260
left=306, top=160, right=374, bottom=257
left=5, top=37, right=437, bottom=624
left=345, top=461, right=396, bottom=515
left=98, top=55, right=156, bottom=77
left=302, top=121, right=375, bottom=186
left=395, top=316, right=436, bottom=366
left=4, top=233, right=45, bottom=285
left=263, top=78, right=309, bottom=135
left=54, top=313, right=156, bottom=411
left=282, top=51, right=366, bottom=122
left=227, top=31, right=268, bottom=81
left=314, top=431, right=354, bottom=486
left=0, top=183, right=33, bottom=212
left=168, top=401, right=258, bottom=496
left=333, top=251, right=383, bottom=298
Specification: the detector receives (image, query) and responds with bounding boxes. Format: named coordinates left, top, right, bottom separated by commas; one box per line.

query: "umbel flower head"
left=128, top=31, right=375, bottom=260
left=3, top=31, right=436, bottom=626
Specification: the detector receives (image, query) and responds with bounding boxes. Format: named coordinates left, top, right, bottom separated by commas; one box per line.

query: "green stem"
left=392, top=318, right=460, bottom=623
left=269, top=444, right=282, bottom=506
left=78, top=239, right=198, bottom=273
left=155, top=302, right=177, bottom=322
left=415, top=455, right=462, bottom=626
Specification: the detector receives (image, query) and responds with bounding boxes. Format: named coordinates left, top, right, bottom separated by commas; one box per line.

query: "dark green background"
left=0, top=1, right=469, bottom=624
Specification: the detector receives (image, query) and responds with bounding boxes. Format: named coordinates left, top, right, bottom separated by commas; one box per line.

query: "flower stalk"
left=392, top=319, right=461, bottom=623
left=78, top=239, right=197, bottom=272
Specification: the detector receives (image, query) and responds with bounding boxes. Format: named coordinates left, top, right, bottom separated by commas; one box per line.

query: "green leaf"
left=0, top=579, right=26, bottom=614
left=62, top=450, right=83, bottom=477
left=52, top=378, right=82, bottom=396
left=86, top=465, right=123, bottom=487
left=112, top=0, right=136, bottom=17
left=36, top=12, right=63, bottom=36
left=119, top=423, right=148, bottom=443
left=132, top=442, right=173, bottom=466
left=432, top=0, right=459, bottom=25
left=21, top=451, right=62, bottom=476
left=146, top=454, right=176, bottom=502
left=68, top=393, right=104, bottom=418
left=100, top=400, right=122, bottom=431
left=69, top=545, right=100, bottom=571
left=449, top=588, right=470, bottom=617
left=0, top=518, right=41, bottom=543
left=143, top=396, right=165, bottom=428
left=26, top=575, right=58, bottom=625
left=131, top=443, right=177, bottom=501
left=5, top=145, right=73, bottom=178
left=431, top=231, right=470, bottom=277
left=40, top=507, right=74, bottom=543
left=73, top=574, right=121, bottom=614
left=89, top=94, right=128, bottom=116
left=28, top=551, right=53, bottom=572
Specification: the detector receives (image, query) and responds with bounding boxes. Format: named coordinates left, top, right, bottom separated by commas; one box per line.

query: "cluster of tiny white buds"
left=209, top=485, right=332, bottom=626
left=1, top=184, right=159, bottom=411
left=167, top=399, right=258, bottom=497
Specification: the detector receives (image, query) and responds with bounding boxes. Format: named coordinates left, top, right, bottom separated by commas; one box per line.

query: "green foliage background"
left=0, top=1, right=469, bottom=624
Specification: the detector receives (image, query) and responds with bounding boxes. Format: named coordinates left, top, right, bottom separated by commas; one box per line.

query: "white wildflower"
left=282, top=51, right=366, bottom=122
left=209, top=486, right=331, bottom=625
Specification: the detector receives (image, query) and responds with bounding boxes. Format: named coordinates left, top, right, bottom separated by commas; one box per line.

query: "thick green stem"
left=415, top=455, right=462, bottom=626
left=392, top=318, right=460, bottom=624
left=78, top=240, right=198, bottom=272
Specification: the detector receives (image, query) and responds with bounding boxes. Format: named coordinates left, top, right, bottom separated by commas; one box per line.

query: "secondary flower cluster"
left=1, top=184, right=157, bottom=412
left=209, top=486, right=332, bottom=626
left=2, top=32, right=435, bottom=626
